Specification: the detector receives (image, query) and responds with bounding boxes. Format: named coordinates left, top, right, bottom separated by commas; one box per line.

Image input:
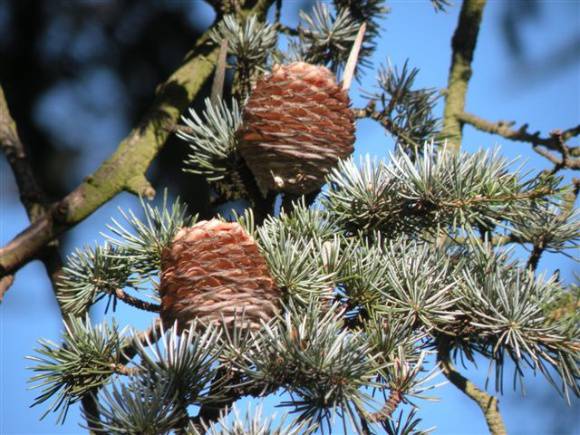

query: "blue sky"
left=1, top=1, right=579, bottom=433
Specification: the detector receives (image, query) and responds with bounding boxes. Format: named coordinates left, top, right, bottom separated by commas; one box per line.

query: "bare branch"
left=0, top=274, right=14, bottom=302
left=0, top=86, right=64, bottom=304
left=437, top=337, right=507, bottom=435
left=459, top=112, right=580, bottom=171
left=211, top=39, right=229, bottom=104
left=459, top=111, right=580, bottom=157
left=0, top=30, right=221, bottom=279
left=441, top=0, right=487, bottom=151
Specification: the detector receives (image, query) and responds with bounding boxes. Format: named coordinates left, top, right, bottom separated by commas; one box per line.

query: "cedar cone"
left=237, top=62, right=355, bottom=195
left=160, top=219, right=279, bottom=330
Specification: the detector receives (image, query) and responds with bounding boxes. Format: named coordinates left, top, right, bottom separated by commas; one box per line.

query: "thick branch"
left=437, top=337, right=507, bottom=435
left=442, top=0, right=487, bottom=151
left=0, top=30, right=220, bottom=278
left=0, top=87, right=47, bottom=220
left=0, top=86, right=64, bottom=304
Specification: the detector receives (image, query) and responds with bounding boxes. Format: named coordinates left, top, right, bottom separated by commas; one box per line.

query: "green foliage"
left=323, top=145, right=558, bottom=236
left=28, top=318, right=126, bottom=423
left=458, top=264, right=579, bottom=398
left=57, top=244, right=131, bottom=316
left=133, top=322, right=221, bottom=404
left=105, top=193, right=195, bottom=274
left=209, top=14, right=277, bottom=71
left=333, top=0, right=388, bottom=69
left=372, top=60, right=440, bottom=148
left=290, top=3, right=360, bottom=75
left=180, top=98, right=242, bottom=180
left=429, top=0, right=451, bottom=13
left=257, top=223, right=337, bottom=304
left=187, top=405, right=308, bottom=435
left=377, top=238, right=458, bottom=331
left=70, top=323, right=221, bottom=433
left=90, top=378, right=185, bottom=434
left=510, top=204, right=579, bottom=254
left=382, top=408, right=433, bottom=435
left=239, top=303, right=385, bottom=432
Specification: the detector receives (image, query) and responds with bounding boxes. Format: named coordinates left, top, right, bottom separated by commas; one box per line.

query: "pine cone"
left=160, top=219, right=279, bottom=330
left=237, top=62, right=355, bottom=195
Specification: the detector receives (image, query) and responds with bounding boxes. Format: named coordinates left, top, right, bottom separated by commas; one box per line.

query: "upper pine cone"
left=159, top=219, right=280, bottom=330
left=237, top=62, right=356, bottom=195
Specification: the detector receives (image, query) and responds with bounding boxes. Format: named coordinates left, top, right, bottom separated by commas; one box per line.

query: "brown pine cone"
left=159, top=219, right=279, bottom=330
left=237, top=62, right=355, bottom=195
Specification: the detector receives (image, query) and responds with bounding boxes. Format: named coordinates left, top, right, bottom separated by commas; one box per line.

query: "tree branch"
left=459, top=112, right=580, bottom=152
left=81, top=393, right=103, bottom=435
left=0, top=274, right=15, bottom=302
left=0, top=28, right=221, bottom=280
left=459, top=112, right=580, bottom=170
left=0, top=86, right=65, bottom=305
left=353, top=102, right=422, bottom=150
left=0, top=87, right=47, bottom=220
left=113, top=288, right=161, bottom=313
left=442, top=0, right=487, bottom=151
left=365, top=389, right=403, bottom=423
left=437, top=337, right=507, bottom=435
left=110, top=362, right=141, bottom=376
left=0, top=20, right=229, bottom=432
left=0, top=0, right=280, bottom=281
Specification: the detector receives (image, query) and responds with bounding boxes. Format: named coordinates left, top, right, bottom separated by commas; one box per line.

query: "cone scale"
left=237, top=62, right=356, bottom=195
left=160, top=219, right=279, bottom=330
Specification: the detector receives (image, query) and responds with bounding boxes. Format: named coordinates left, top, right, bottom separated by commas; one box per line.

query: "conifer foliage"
left=23, top=1, right=579, bottom=434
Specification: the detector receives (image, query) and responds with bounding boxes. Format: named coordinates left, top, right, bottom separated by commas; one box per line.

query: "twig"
left=439, top=187, right=554, bottom=209
left=441, top=0, right=487, bottom=151
left=459, top=112, right=579, bottom=152
left=0, top=88, right=47, bottom=219
left=526, top=242, right=544, bottom=272
left=274, top=22, right=299, bottom=36
left=191, top=368, right=266, bottom=428
left=365, top=389, right=403, bottom=423
left=274, top=0, right=282, bottom=24
left=459, top=112, right=580, bottom=170
left=0, top=274, right=15, bottom=302
left=437, top=337, right=507, bottom=435
left=353, top=102, right=422, bottom=150
left=110, top=362, right=141, bottom=376
left=113, top=288, right=161, bottom=312
left=120, top=318, right=163, bottom=363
